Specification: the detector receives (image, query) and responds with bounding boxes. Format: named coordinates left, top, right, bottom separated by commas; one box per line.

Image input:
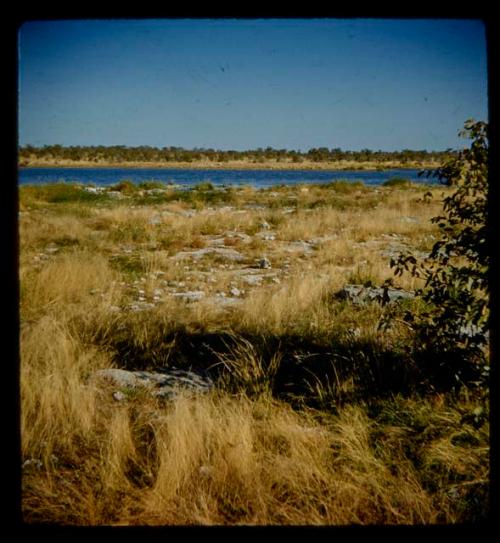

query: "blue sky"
left=18, top=18, right=488, bottom=152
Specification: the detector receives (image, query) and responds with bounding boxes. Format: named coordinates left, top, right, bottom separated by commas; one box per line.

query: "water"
left=18, top=167, right=434, bottom=188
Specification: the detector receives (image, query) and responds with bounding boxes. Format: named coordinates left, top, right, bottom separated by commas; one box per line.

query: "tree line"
left=19, top=144, right=456, bottom=164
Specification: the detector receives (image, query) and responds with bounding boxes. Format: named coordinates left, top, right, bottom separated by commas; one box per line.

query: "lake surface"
left=18, top=167, right=435, bottom=188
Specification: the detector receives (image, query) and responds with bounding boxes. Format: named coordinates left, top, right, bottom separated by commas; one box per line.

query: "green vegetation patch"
left=20, top=183, right=109, bottom=204
left=109, top=254, right=147, bottom=277
left=137, top=180, right=168, bottom=190
left=382, top=177, right=412, bottom=187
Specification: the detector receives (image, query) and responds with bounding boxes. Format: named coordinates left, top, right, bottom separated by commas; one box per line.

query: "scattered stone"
left=309, top=235, right=338, bottom=245
left=206, top=236, right=227, bottom=247
left=128, top=302, right=156, bottom=312
left=168, top=281, right=185, bottom=288
left=260, top=221, right=271, bottom=230
left=336, top=284, right=414, bottom=305
left=171, top=291, right=205, bottom=302
left=354, top=240, right=384, bottom=250
left=107, top=191, right=124, bottom=199
left=172, top=247, right=245, bottom=262
left=144, top=188, right=167, bottom=195
left=241, top=274, right=263, bottom=286
left=230, top=287, right=242, bottom=297
left=284, top=240, right=314, bottom=254
left=231, top=232, right=252, bottom=244
left=83, top=186, right=105, bottom=194
left=148, top=216, right=162, bottom=226
left=381, top=233, right=403, bottom=240
left=380, top=244, right=409, bottom=258
left=206, top=231, right=252, bottom=247
left=212, top=296, right=241, bottom=307
left=22, top=458, right=43, bottom=470
left=258, top=257, right=272, bottom=269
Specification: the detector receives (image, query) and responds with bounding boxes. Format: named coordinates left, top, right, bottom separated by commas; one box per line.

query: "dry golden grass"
left=24, top=385, right=484, bottom=526
left=20, top=251, right=121, bottom=323
left=19, top=181, right=489, bottom=525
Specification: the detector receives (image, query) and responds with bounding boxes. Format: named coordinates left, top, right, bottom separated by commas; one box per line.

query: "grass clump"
left=382, top=177, right=412, bottom=187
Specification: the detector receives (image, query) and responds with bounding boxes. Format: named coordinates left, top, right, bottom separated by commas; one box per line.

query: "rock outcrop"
left=336, top=284, right=414, bottom=305
left=91, top=367, right=214, bottom=400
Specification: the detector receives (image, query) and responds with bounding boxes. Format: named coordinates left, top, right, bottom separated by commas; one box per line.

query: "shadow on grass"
left=103, top=324, right=481, bottom=407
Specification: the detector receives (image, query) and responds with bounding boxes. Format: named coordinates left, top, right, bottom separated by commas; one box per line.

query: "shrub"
left=386, top=120, right=489, bottom=385
left=112, top=180, right=137, bottom=193
left=137, top=181, right=167, bottom=190
left=193, top=181, right=215, bottom=191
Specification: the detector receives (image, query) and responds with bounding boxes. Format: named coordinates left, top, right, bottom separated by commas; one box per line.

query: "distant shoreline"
left=18, top=159, right=440, bottom=171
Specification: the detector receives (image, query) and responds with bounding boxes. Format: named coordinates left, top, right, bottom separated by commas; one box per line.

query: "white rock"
left=230, top=287, right=242, bottom=297
left=241, top=274, right=263, bottom=286
left=107, top=191, right=124, bottom=199
left=91, top=368, right=214, bottom=399
left=171, top=291, right=205, bottom=302
left=113, top=391, right=127, bottom=402
left=172, top=247, right=245, bottom=262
